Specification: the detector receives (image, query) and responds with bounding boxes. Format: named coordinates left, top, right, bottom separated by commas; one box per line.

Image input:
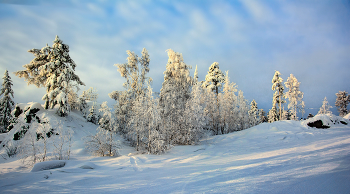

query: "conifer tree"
left=271, top=70, right=285, bottom=121
left=0, top=70, right=15, bottom=132
left=159, top=49, right=192, bottom=145
left=87, top=103, right=98, bottom=125
left=268, top=105, right=278, bottom=123
left=202, top=62, right=225, bottom=134
left=318, top=97, right=332, bottom=115
left=15, top=36, right=85, bottom=116
left=259, top=109, right=268, bottom=123
left=285, top=74, right=305, bottom=120
left=248, top=99, right=259, bottom=127
left=335, top=91, right=350, bottom=117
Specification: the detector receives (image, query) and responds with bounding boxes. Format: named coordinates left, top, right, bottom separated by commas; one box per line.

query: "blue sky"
left=0, top=0, right=349, bottom=117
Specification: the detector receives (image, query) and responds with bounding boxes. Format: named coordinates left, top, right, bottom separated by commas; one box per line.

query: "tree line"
left=1, top=35, right=350, bottom=154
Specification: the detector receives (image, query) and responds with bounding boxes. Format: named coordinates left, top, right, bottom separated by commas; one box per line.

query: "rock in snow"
left=31, top=160, right=66, bottom=172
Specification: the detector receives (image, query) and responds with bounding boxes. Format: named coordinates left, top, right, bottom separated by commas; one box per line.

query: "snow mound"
left=303, top=114, right=348, bottom=128
left=31, top=160, right=66, bottom=172
left=79, top=162, right=97, bottom=169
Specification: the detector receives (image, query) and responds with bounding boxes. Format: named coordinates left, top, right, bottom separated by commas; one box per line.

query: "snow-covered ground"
left=0, top=110, right=350, bottom=193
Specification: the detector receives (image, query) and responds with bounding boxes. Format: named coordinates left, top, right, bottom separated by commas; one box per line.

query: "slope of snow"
left=344, top=113, right=350, bottom=120
left=0, top=111, right=350, bottom=193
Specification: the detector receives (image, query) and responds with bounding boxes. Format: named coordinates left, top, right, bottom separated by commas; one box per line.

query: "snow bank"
left=31, top=160, right=66, bottom=172
left=344, top=113, right=350, bottom=120
left=303, top=114, right=348, bottom=128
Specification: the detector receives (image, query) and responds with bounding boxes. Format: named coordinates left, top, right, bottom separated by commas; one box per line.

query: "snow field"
left=0, top=112, right=350, bottom=193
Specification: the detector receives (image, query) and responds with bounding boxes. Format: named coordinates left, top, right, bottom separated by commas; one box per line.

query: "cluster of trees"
left=108, top=48, right=263, bottom=154
left=1, top=35, right=350, bottom=156
left=267, top=71, right=305, bottom=122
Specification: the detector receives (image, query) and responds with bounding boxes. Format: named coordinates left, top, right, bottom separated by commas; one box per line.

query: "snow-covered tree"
left=248, top=99, right=259, bottom=127
left=0, top=70, right=15, bottom=132
left=67, top=83, right=80, bottom=110
left=159, top=49, right=192, bottom=145
left=268, top=105, right=278, bottom=123
left=259, top=109, right=268, bottom=123
left=81, top=87, right=98, bottom=102
left=109, top=48, right=151, bottom=135
left=87, top=103, right=99, bottom=125
left=194, top=65, right=199, bottom=83
left=219, top=71, right=237, bottom=134
left=183, top=82, right=206, bottom=144
left=335, top=91, right=350, bottom=117
left=202, top=62, right=225, bottom=134
left=202, top=62, right=225, bottom=96
left=318, top=97, right=332, bottom=115
left=271, top=70, right=285, bottom=121
left=15, top=35, right=85, bottom=117
left=284, top=74, right=305, bottom=120
left=87, top=101, right=120, bottom=157
left=237, top=91, right=249, bottom=130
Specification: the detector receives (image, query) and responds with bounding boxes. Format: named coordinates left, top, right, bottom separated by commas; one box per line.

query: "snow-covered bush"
left=85, top=127, right=120, bottom=157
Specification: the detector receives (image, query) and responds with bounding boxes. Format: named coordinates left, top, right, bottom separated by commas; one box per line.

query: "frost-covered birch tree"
left=318, top=97, right=332, bottom=115
left=15, top=36, right=85, bottom=117
left=285, top=74, right=305, bottom=120
left=271, top=70, right=285, bottom=121
left=237, top=91, right=249, bottom=130
left=159, top=49, right=192, bottom=145
left=109, top=48, right=151, bottom=135
left=335, top=91, right=350, bottom=117
left=0, top=70, right=15, bottom=132
left=183, top=82, right=206, bottom=144
left=219, top=71, right=237, bottom=134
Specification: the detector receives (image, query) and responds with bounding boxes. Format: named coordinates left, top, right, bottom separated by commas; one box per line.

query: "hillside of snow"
left=0, top=108, right=350, bottom=193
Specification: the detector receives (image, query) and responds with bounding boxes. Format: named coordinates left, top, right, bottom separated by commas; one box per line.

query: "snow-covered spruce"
left=202, top=62, right=225, bottom=135
left=335, top=91, right=350, bottom=117
left=15, top=35, right=85, bottom=117
left=0, top=70, right=15, bottom=132
left=270, top=70, right=285, bottom=121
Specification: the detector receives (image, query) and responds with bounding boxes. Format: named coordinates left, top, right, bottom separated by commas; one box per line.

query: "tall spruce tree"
left=202, top=62, right=225, bottom=134
left=271, top=70, right=285, bottom=121
left=15, top=35, right=85, bottom=116
left=0, top=70, right=15, bottom=132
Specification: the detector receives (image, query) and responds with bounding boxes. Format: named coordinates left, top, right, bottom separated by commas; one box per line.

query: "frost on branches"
left=202, top=62, right=225, bottom=134
left=218, top=71, right=238, bottom=134
left=109, top=48, right=152, bottom=135
left=318, top=97, right=332, bottom=115
left=335, top=91, right=350, bottom=117
left=284, top=74, right=305, bottom=120
left=0, top=70, right=15, bottom=132
left=15, top=35, right=85, bottom=117
left=159, top=49, right=192, bottom=145
left=271, top=70, right=285, bottom=121
left=248, top=99, right=259, bottom=127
